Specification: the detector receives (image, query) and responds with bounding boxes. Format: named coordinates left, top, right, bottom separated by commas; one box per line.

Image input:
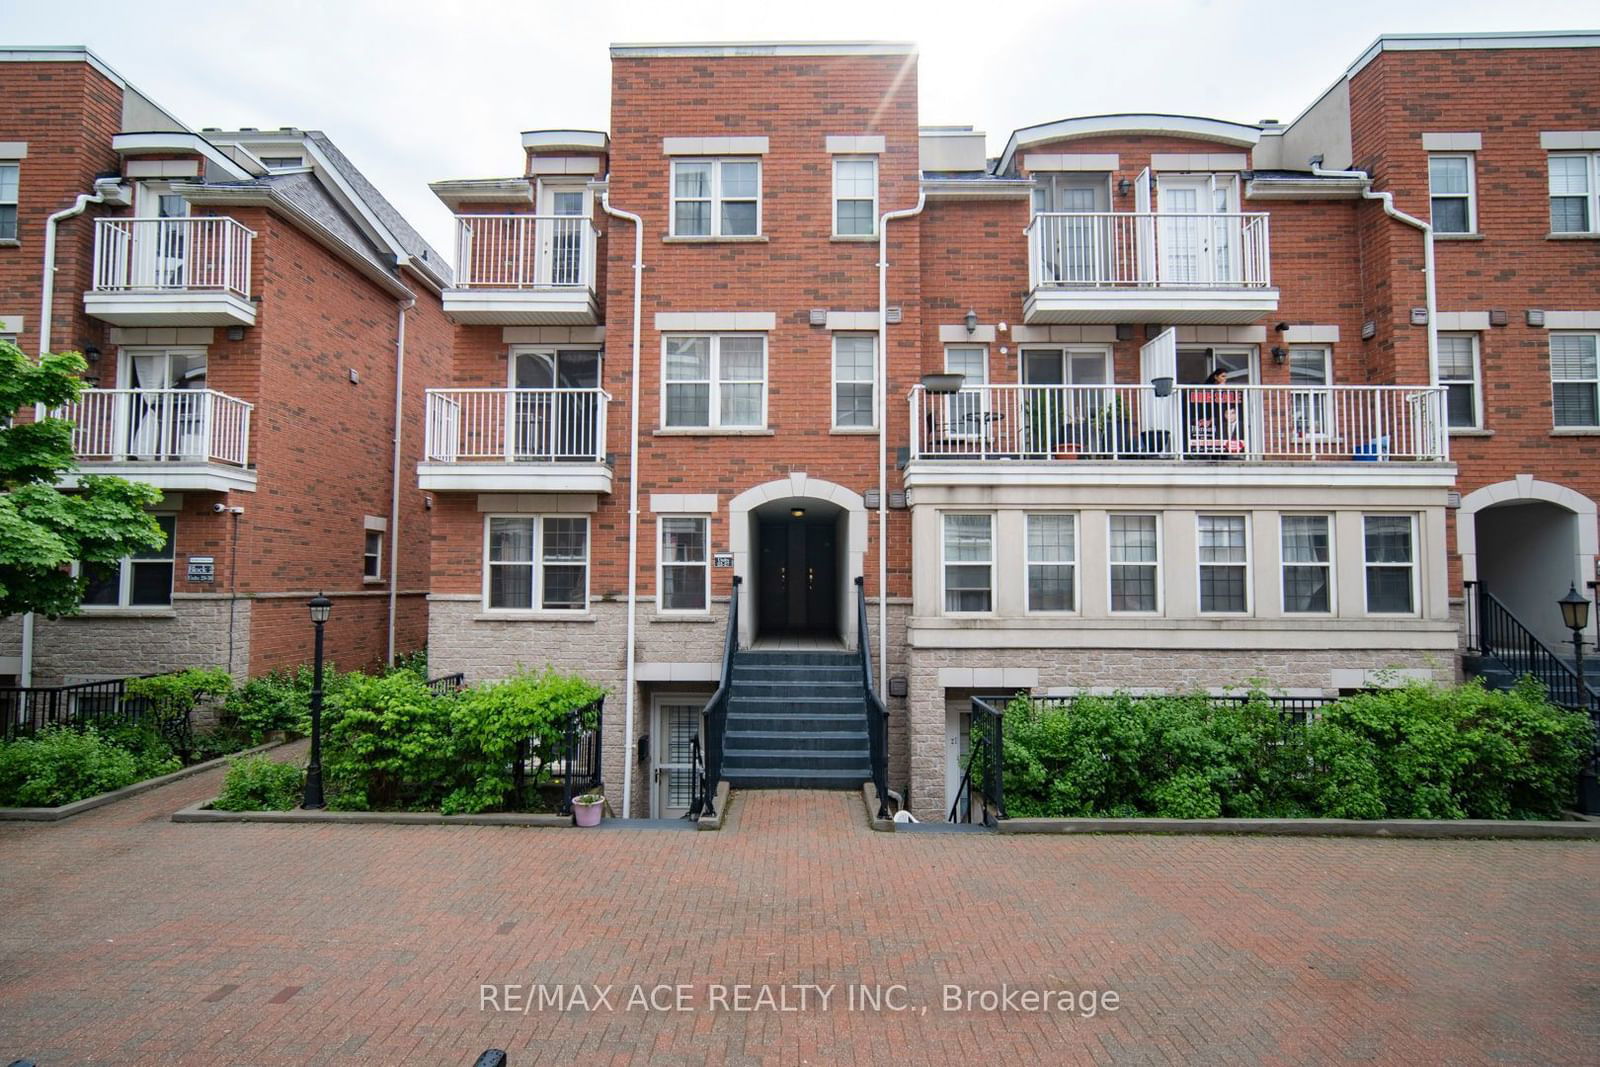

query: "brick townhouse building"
left=418, top=31, right=1599, bottom=822
left=0, top=46, right=453, bottom=687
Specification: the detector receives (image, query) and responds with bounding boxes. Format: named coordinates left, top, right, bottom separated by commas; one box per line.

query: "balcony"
left=60, top=388, right=256, bottom=493
left=418, top=387, right=612, bottom=493
left=1024, top=212, right=1278, bottom=324
left=905, top=382, right=1449, bottom=487
left=84, top=217, right=257, bottom=327
left=442, top=215, right=599, bottom=325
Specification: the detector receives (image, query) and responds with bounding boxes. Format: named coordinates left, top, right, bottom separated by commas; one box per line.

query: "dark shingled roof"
left=305, top=131, right=452, bottom=284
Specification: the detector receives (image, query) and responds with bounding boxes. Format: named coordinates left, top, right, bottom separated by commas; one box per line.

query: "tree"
left=0, top=339, right=166, bottom=619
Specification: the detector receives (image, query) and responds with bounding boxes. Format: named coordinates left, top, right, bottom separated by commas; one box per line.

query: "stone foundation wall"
left=0, top=595, right=251, bottom=686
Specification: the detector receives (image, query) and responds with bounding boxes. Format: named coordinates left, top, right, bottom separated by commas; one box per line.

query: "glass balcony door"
left=120, top=348, right=208, bottom=460
left=509, top=348, right=601, bottom=460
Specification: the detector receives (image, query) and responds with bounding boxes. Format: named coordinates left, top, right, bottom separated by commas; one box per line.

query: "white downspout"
left=24, top=183, right=117, bottom=687
left=876, top=190, right=925, bottom=692
left=1311, top=163, right=1438, bottom=393
left=601, top=191, right=644, bottom=819
left=387, top=295, right=416, bottom=666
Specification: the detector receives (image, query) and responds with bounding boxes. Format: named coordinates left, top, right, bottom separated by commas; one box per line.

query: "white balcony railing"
left=62, top=388, right=253, bottom=467
left=1027, top=212, right=1271, bottom=290
left=909, top=383, right=1448, bottom=463
left=425, top=388, right=610, bottom=464
left=91, top=217, right=254, bottom=297
left=452, top=215, right=598, bottom=290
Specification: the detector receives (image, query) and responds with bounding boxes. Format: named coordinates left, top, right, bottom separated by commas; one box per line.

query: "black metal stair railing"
left=949, top=696, right=1005, bottom=826
left=1471, top=582, right=1598, bottom=713
left=855, top=576, right=891, bottom=819
left=693, top=575, right=740, bottom=820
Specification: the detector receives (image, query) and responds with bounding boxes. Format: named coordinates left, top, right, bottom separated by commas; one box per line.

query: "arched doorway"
left=728, top=474, right=866, bottom=649
left=1460, top=476, right=1598, bottom=648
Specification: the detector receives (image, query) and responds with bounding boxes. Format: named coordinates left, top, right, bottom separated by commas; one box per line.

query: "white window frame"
left=1427, top=153, right=1476, bottom=234
left=1362, top=513, right=1419, bottom=617
left=78, top=513, right=177, bottom=610
left=1550, top=331, right=1600, bottom=429
left=1436, top=332, right=1483, bottom=430
left=1196, top=513, right=1250, bottom=615
left=940, top=512, right=995, bottom=616
left=0, top=161, right=17, bottom=242
left=1548, top=152, right=1600, bottom=234
left=661, top=333, right=767, bottom=430
left=657, top=514, right=712, bottom=615
left=831, top=333, right=877, bottom=430
left=1025, top=512, right=1078, bottom=615
left=1279, top=513, right=1335, bottom=615
left=362, top=530, right=384, bottom=582
left=1287, top=345, right=1334, bottom=438
left=1107, top=513, right=1162, bottom=615
left=481, top=514, right=591, bottom=614
left=669, top=158, right=762, bottom=238
left=832, top=156, right=878, bottom=237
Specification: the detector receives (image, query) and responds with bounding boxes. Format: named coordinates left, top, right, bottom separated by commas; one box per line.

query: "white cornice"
left=999, top=114, right=1261, bottom=174
left=1348, top=31, right=1600, bottom=78
left=521, top=130, right=609, bottom=152
left=922, top=178, right=1033, bottom=200
left=111, top=132, right=255, bottom=181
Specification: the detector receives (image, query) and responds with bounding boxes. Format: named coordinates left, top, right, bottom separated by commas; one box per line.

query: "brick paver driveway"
left=1, top=756, right=1597, bottom=1066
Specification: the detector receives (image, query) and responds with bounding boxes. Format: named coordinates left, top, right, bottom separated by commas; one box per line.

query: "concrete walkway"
left=0, top=760, right=1596, bottom=1065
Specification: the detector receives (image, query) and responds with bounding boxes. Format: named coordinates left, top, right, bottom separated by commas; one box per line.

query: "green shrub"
left=125, top=667, right=233, bottom=713
left=0, top=727, right=144, bottom=807
left=998, top=681, right=1591, bottom=820
left=322, top=670, right=459, bottom=811
left=214, top=754, right=303, bottom=812
left=442, top=668, right=603, bottom=815
left=96, top=721, right=184, bottom=780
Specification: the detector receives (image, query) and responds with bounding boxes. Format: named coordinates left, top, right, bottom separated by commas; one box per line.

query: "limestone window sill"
left=70, top=608, right=177, bottom=620
left=363, top=577, right=386, bottom=585
left=653, top=428, right=774, bottom=437
left=1433, top=233, right=1484, bottom=241
left=471, top=611, right=597, bottom=623
left=1448, top=428, right=1495, bottom=437
left=830, top=427, right=879, bottom=435
left=662, top=235, right=769, bottom=244
left=1550, top=427, right=1600, bottom=436
left=650, top=614, right=717, bottom=624
left=829, top=234, right=878, bottom=242
left=0, top=239, right=20, bottom=248
left=1546, top=232, right=1600, bottom=240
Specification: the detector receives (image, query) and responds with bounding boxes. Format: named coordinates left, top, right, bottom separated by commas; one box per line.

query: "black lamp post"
left=302, top=593, right=332, bottom=810
left=1559, top=583, right=1597, bottom=815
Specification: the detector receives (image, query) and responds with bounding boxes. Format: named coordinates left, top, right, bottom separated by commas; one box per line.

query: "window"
left=0, top=162, right=17, bottom=241
left=659, top=516, right=709, bottom=612
left=942, top=514, right=993, bottom=613
left=833, top=157, right=877, bottom=236
left=663, top=335, right=765, bottom=430
left=832, top=334, right=876, bottom=429
left=1109, top=514, right=1159, bottom=613
left=1548, top=153, right=1599, bottom=233
left=1197, top=515, right=1249, bottom=613
left=1363, top=515, right=1416, bottom=615
left=363, top=531, right=383, bottom=580
left=1026, top=513, right=1076, bottom=613
left=1436, top=333, right=1481, bottom=429
left=1550, top=333, right=1599, bottom=428
left=485, top=516, right=589, bottom=612
left=670, top=159, right=760, bottom=237
left=260, top=156, right=304, bottom=170
left=1428, top=154, right=1475, bottom=234
left=81, top=515, right=176, bottom=608
left=1281, top=515, right=1332, bottom=614
left=1288, top=346, right=1331, bottom=435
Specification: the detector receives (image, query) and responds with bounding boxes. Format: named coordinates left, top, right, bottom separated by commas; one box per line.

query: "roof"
left=996, top=114, right=1262, bottom=175
left=305, top=132, right=452, bottom=284
left=1348, top=30, right=1600, bottom=77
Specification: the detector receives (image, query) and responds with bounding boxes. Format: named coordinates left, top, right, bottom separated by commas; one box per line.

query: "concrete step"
left=722, top=750, right=870, bottom=771
left=724, top=729, right=868, bottom=751
left=726, top=713, right=865, bottom=732
left=723, top=769, right=871, bottom=789
left=728, top=680, right=863, bottom=699
left=733, top=651, right=860, bottom=668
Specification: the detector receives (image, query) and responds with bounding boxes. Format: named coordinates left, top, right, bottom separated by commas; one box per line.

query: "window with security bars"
left=660, top=517, right=709, bottom=612
left=1364, top=515, right=1416, bottom=614
left=942, top=513, right=993, bottom=613
left=1281, top=515, right=1332, bottom=613
left=1109, top=514, right=1158, bottom=612
left=1198, top=515, right=1248, bottom=613
left=663, top=335, right=765, bottom=429
left=486, top=516, right=589, bottom=611
left=834, top=157, right=877, bottom=236
left=833, top=334, right=876, bottom=428
left=1550, top=333, right=1599, bottom=428
left=671, top=159, right=760, bottom=237
left=1549, top=153, right=1599, bottom=234
left=1437, top=333, right=1481, bottom=428
left=1026, top=513, right=1076, bottom=612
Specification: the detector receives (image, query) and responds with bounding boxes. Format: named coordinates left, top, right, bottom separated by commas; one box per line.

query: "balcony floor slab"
left=417, top=462, right=613, bottom=494
left=63, top=462, right=258, bottom=494
left=83, top=291, right=257, bottom=328
left=1023, top=287, right=1280, bottom=325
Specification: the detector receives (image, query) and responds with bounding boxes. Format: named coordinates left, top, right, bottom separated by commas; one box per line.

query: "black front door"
left=757, top=519, right=838, bottom=637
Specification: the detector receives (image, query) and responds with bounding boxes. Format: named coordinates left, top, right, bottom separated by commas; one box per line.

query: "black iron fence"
left=949, top=697, right=1005, bottom=826
left=426, top=672, right=466, bottom=696
left=856, top=576, right=891, bottom=819
left=510, top=696, right=603, bottom=816
left=1, top=674, right=199, bottom=762
left=1464, top=580, right=1599, bottom=714
left=695, top=575, right=740, bottom=820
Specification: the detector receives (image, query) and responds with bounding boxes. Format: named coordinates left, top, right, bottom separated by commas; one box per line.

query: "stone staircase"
left=719, top=649, right=872, bottom=790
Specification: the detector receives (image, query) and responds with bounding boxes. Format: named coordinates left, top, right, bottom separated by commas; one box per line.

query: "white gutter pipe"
left=1311, top=163, right=1438, bottom=395
left=24, top=181, right=120, bottom=687
left=876, top=190, right=925, bottom=692
left=601, top=191, right=644, bottom=819
left=386, top=296, right=416, bottom=665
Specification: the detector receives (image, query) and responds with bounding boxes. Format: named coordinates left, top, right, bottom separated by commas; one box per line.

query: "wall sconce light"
left=1151, top=376, right=1175, bottom=398
left=1274, top=322, right=1289, bottom=333
left=1271, top=346, right=1288, bottom=364
left=1117, top=178, right=1133, bottom=195
left=997, top=321, right=1008, bottom=333
left=964, top=309, right=978, bottom=335
left=81, top=344, right=101, bottom=363
left=790, top=507, right=806, bottom=519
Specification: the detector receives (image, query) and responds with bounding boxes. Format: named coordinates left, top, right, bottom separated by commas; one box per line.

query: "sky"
left=5, top=0, right=1595, bottom=260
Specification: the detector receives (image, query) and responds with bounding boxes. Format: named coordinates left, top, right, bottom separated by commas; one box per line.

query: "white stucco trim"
left=1023, top=153, right=1119, bottom=172
left=650, top=493, right=719, bottom=513
left=1436, top=311, right=1490, bottom=331
left=661, top=136, right=769, bottom=156
left=653, top=312, right=776, bottom=331
left=727, top=474, right=868, bottom=648
left=1282, top=325, right=1341, bottom=343
left=1541, top=131, right=1600, bottom=150
left=1151, top=153, right=1248, bottom=171
left=1541, top=311, right=1600, bottom=329
left=826, top=135, right=885, bottom=155
left=1420, top=133, right=1482, bottom=151
left=1457, top=476, right=1598, bottom=598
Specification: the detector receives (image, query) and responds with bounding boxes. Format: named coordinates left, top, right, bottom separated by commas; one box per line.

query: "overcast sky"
left=8, top=1, right=1595, bottom=259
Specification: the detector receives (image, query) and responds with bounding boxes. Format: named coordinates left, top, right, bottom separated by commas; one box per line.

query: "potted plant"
left=571, top=792, right=605, bottom=826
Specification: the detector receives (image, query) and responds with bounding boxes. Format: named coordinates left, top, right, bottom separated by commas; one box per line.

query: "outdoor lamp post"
left=1558, top=583, right=1597, bottom=814
left=302, top=593, right=332, bottom=810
